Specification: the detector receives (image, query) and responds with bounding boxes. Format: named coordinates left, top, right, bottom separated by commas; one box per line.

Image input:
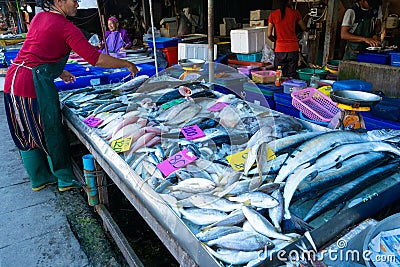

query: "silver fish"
left=179, top=207, right=228, bottom=225
left=196, top=226, right=243, bottom=242
left=206, top=231, right=274, bottom=251
left=228, top=192, right=279, bottom=209
left=242, top=206, right=292, bottom=241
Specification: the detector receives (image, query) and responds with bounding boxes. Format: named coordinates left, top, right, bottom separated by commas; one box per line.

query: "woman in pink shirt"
left=3, top=0, right=138, bottom=192
left=268, top=0, right=307, bottom=78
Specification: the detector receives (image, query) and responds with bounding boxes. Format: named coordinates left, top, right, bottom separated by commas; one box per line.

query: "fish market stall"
left=60, top=63, right=400, bottom=266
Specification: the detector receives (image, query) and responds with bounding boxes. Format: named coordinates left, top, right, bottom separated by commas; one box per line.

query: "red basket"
left=291, top=87, right=340, bottom=122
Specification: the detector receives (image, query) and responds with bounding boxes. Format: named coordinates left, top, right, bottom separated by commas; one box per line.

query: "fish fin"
left=243, top=199, right=252, bottom=206
left=282, top=214, right=313, bottom=235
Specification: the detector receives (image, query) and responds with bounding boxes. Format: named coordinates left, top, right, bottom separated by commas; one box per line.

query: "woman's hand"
left=126, top=62, right=139, bottom=76
left=59, top=70, right=76, bottom=84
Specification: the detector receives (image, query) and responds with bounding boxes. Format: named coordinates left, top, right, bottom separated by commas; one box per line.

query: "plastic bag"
left=88, top=34, right=100, bottom=46
left=261, top=43, right=274, bottom=64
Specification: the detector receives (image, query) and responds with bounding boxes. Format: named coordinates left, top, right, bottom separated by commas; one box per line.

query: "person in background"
left=3, top=0, right=138, bottom=192
left=98, top=16, right=133, bottom=53
left=268, top=0, right=307, bottom=78
left=341, top=0, right=382, bottom=60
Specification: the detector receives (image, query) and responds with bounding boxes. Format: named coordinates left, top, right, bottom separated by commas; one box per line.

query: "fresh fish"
left=268, top=189, right=284, bottom=232
left=228, top=192, right=279, bottom=209
left=159, top=194, right=181, bottom=216
left=303, top=162, right=400, bottom=222
left=242, top=220, right=256, bottom=232
left=247, top=153, right=288, bottom=176
left=204, top=209, right=246, bottom=229
left=156, top=101, right=191, bottom=122
left=275, top=130, right=400, bottom=183
left=169, top=178, right=216, bottom=193
left=242, top=206, right=292, bottom=241
left=283, top=141, right=400, bottom=220
left=179, top=207, right=228, bottom=225
left=165, top=104, right=202, bottom=125
left=111, top=75, right=149, bottom=93
left=202, top=245, right=263, bottom=265
left=185, top=194, right=243, bottom=212
left=196, top=226, right=243, bottom=242
left=294, top=152, right=387, bottom=200
left=206, top=231, right=274, bottom=251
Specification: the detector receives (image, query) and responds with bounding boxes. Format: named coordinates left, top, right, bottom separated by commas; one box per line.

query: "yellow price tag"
left=111, top=137, right=133, bottom=153
left=226, top=146, right=276, bottom=172
left=266, top=146, right=276, bottom=161
left=226, top=148, right=251, bottom=171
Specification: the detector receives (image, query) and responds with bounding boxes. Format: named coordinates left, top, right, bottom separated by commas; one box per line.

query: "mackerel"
left=283, top=141, right=400, bottom=219
left=275, top=130, right=400, bottom=183
left=185, top=194, right=243, bottom=212
left=303, top=162, right=400, bottom=222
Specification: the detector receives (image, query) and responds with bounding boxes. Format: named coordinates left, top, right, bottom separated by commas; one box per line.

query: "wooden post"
left=323, top=0, right=339, bottom=65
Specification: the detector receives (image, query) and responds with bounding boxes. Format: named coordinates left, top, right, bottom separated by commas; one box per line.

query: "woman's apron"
left=343, top=16, right=373, bottom=60
left=31, top=56, right=74, bottom=178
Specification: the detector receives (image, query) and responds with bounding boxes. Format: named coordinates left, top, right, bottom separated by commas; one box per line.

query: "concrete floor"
left=0, top=92, right=100, bottom=267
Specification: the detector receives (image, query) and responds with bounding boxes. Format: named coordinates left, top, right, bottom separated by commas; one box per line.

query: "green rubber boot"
left=20, top=149, right=57, bottom=191
left=47, top=156, right=81, bottom=192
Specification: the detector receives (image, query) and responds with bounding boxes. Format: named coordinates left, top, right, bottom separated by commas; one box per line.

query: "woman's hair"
left=36, top=0, right=54, bottom=11
left=279, top=0, right=290, bottom=19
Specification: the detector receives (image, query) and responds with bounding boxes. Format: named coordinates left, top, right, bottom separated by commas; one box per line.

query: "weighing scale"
left=329, top=90, right=382, bottom=130
left=178, top=59, right=205, bottom=80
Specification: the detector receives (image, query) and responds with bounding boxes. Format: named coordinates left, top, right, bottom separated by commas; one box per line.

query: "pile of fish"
left=59, top=76, right=400, bottom=267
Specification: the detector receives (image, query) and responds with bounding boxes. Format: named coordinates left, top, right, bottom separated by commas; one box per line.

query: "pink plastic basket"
left=291, top=87, right=340, bottom=122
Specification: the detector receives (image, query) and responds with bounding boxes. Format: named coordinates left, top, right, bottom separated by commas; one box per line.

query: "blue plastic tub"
left=55, top=73, right=105, bottom=91
left=243, top=86, right=275, bottom=109
left=236, top=52, right=263, bottom=62
left=147, top=37, right=181, bottom=48
left=299, top=112, right=329, bottom=127
left=357, top=53, right=389, bottom=65
left=363, top=112, right=400, bottom=130
left=387, top=51, right=400, bottom=67
left=332, top=79, right=372, bottom=92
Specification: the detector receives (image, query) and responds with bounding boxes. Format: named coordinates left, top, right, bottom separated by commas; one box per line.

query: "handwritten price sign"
left=84, top=116, right=104, bottom=127
left=160, top=98, right=185, bottom=110
left=110, top=137, right=133, bottom=153
left=207, top=102, right=229, bottom=112
left=156, top=148, right=197, bottom=177
left=226, top=147, right=276, bottom=172
left=181, top=125, right=205, bottom=140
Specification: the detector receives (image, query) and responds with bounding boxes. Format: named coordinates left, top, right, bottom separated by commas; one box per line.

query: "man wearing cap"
left=99, top=16, right=133, bottom=53
left=341, top=0, right=382, bottom=60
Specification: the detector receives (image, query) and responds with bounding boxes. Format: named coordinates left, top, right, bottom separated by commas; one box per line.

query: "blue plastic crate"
left=274, top=91, right=293, bottom=107
left=236, top=52, right=262, bottom=62
left=357, top=53, right=389, bottom=65
left=64, top=63, right=85, bottom=72
left=363, top=112, right=400, bottom=130
left=136, top=63, right=161, bottom=77
left=4, top=49, right=19, bottom=65
left=55, top=73, right=105, bottom=91
left=244, top=89, right=275, bottom=109
left=388, top=52, right=400, bottom=67
left=275, top=103, right=300, bottom=118
left=147, top=37, right=181, bottom=48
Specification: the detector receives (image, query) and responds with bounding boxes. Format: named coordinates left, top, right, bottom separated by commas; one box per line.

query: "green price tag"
left=111, top=137, right=133, bottom=153
left=160, top=98, right=185, bottom=110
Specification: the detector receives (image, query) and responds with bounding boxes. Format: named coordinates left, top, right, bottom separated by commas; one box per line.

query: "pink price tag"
left=207, top=102, right=230, bottom=112
left=156, top=148, right=197, bottom=177
left=181, top=125, right=205, bottom=140
left=83, top=116, right=104, bottom=127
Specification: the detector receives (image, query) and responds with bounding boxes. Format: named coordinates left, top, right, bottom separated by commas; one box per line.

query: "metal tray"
left=330, top=90, right=382, bottom=107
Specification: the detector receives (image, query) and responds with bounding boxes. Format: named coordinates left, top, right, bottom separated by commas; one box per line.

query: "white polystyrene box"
left=230, top=27, right=269, bottom=54
left=178, top=43, right=217, bottom=61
